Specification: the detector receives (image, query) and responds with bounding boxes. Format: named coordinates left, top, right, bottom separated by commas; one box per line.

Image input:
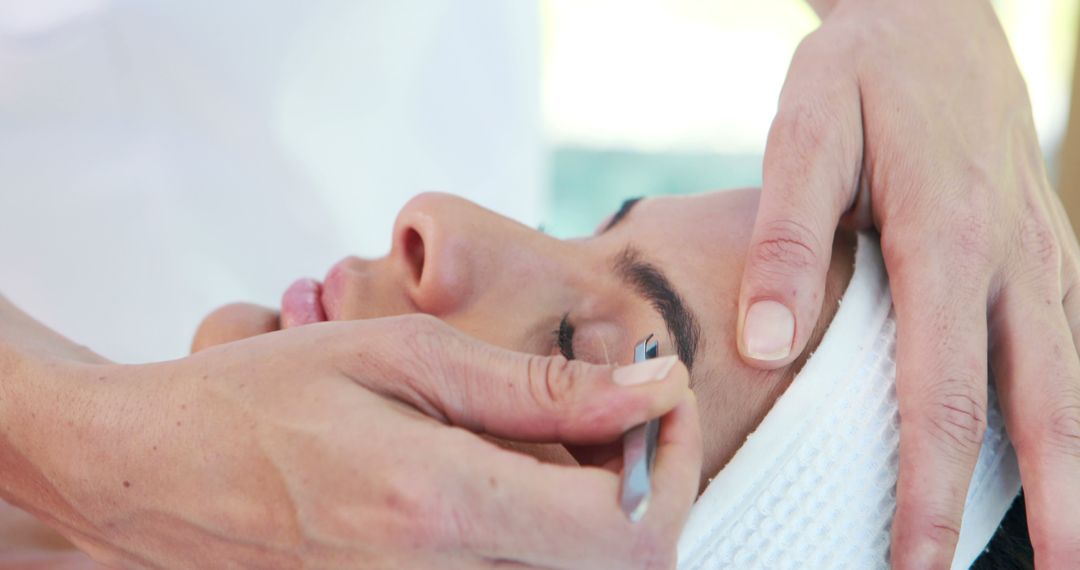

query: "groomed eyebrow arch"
left=612, top=246, right=701, bottom=369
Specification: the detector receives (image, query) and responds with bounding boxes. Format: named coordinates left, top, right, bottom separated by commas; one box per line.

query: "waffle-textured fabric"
left=677, top=233, right=1021, bottom=570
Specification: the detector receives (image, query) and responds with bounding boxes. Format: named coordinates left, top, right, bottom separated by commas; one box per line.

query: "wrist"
left=0, top=351, right=126, bottom=539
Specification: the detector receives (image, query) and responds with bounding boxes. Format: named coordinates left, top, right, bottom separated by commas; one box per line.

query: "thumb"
left=340, top=315, right=691, bottom=445
left=739, top=31, right=863, bottom=369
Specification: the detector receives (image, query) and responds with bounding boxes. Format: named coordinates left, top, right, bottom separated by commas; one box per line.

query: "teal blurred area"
left=545, top=147, right=763, bottom=238
left=541, top=0, right=1080, bottom=239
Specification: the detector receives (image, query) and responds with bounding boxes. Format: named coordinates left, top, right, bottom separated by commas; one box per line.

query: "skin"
left=0, top=284, right=700, bottom=567
left=743, top=0, right=1080, bottom=566
left=94, top=192, right=855, bottom=552
left=3, top=188, right=855, bottom=566
left=8, top=0, right=1065, bottom=565
left=200, top=190, right=855, bottom=481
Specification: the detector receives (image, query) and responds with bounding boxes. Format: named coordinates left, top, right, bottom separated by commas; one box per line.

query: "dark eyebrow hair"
left=612, top=246, right=701, bottom=369
left=601, top=197, right=643, bottom=233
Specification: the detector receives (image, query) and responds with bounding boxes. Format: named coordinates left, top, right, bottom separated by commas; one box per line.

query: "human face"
left=196, top=189, right=853, bottom=481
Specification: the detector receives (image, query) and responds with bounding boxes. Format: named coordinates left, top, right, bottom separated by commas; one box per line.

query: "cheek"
left=696, top=365, right=790, bottom=478
left=439, top=311, right=552, bottom=356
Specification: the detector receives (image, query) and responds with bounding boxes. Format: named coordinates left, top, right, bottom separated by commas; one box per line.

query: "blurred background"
left=0, top=0, right=1078, bottom=361
left=543, top=0, right=1080, bottom=236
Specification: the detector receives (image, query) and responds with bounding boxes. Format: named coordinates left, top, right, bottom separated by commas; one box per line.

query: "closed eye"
left=556, top=314, right=575, bottom=360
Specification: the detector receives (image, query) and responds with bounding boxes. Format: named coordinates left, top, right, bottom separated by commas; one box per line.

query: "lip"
left=280, top=277, right=327, bottom=328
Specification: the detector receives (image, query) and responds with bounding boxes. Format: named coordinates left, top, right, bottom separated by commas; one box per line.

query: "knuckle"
left=1020, top=216, right=1060, bottom=267
left=389, top=315, right=466, bottom=419
left=398, top=312, right=451, bottom=338
left=395, top=319, right=446, bottom=375
left=950, top=210, right=995, bottom=271
left=922, top=514, right=963, bottom=550
left=884, top=204, right=994, bottom=286
left=1040, top=399, right=1080, bottom=459
left=393, top=314, right=456, bottom=372
left=528, top=355, right=577, bottom=414
left=398, top=314, right=462, bottom=370
left=526, top=357, right=615, bottom=434
left=370, top=475, right=452, bottom=547
left=918, top=375, right=988, bottom=454
left=768, top=98, right=831, bottom=155
left=765, top=100, right=858, bottom=206
left=1017, top=213, right=1062, bottom=278
left=749, top=219, right=825, bottom=277
left=1031, top=533, right=1080, bottom=566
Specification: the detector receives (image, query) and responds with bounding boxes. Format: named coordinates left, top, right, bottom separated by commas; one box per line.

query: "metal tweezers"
left=620, top=333, right=660, bottom=523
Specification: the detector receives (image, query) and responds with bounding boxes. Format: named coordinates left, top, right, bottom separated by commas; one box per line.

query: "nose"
left=391, top=192, right=515, bottom=316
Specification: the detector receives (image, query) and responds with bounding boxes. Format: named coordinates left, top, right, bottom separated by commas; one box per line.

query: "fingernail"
left=613, top=355, right=679, bottom=386
left=743, top=300, right=795, bottom=361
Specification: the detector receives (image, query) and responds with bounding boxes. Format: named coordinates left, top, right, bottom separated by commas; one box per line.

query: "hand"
left=736, top=0, right=1080, bottom=566
left=5, top=314, right=700, bottom=569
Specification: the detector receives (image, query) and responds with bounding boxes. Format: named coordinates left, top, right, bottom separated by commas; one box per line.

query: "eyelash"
left=556, top=314, right=575, bottom=360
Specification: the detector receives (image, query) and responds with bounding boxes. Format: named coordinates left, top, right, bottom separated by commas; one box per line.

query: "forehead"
left=619, top=189, right=757, bottom=245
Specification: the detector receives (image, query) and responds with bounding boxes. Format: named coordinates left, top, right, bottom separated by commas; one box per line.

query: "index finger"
left=739, top=31, right=863, bottom=370
left=448, top=390, right=702, bottom=570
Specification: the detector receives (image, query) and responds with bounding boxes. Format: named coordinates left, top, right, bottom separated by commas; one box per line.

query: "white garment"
left=677, top=233, right=1021, bottom=569
left=0, top=1, right=541, bottom=362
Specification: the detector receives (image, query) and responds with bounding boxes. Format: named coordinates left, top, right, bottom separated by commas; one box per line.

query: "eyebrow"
left=601, top=197, right=643, bottom=233
left=611, top=246, right=701, bottom=370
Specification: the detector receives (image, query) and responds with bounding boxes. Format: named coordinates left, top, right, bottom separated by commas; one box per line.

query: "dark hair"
left=971, top=491, right=1033, bottom=569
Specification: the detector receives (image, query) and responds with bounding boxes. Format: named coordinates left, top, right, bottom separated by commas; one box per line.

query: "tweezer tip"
left=626, top=495, right=650, bottom=523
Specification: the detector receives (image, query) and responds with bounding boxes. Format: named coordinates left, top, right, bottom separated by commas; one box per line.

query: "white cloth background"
left=0, top=0, right=542, bottom=362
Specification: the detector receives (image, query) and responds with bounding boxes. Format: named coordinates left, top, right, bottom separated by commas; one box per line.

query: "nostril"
left=403, top=227, right=425, bottom=285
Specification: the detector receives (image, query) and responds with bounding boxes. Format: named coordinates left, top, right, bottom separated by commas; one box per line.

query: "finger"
left=738, top=31, right=864, bottom=369
left=0, top=552, right=106, bottom=570
left=1044, top=193, right=1080, bottom=351
left=190, top=302, right=279, bottom=353
left=483, top=561, right=552, bottom=570
left=1046, top=189, right=1080, bottom=274
left=886, top=242, right=991, bottom=569
left=993, top=284, right=1080, bottom=565
left=280, top=278, right=327, bottom=328
left=453, top=391, right=701, bottom=570
left=337, top=315, right=691, bottom=445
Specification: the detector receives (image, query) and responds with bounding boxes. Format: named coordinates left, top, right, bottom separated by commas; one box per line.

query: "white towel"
left=677, top=232, right=1021, bottom=569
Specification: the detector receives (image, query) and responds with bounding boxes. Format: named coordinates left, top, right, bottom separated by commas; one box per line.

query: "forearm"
left=0, top=295, right=113, bottom=543
left=0, top=295, right=107, bottom=366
